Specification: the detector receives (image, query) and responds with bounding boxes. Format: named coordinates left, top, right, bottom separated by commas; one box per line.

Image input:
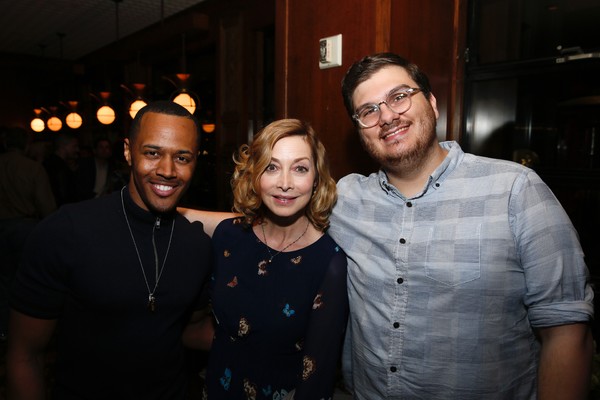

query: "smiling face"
left=124, top=111, right=198, bottom=214
left=353, top=65, right=439, bottom=170
left=259, top=135, right=316, bottom=221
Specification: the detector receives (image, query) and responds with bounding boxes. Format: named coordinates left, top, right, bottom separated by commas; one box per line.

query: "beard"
left=359, top=105, right=438, bottom=172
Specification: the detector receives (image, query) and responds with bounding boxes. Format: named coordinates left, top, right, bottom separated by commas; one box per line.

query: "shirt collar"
left=377, top=141, right=464, bottom=200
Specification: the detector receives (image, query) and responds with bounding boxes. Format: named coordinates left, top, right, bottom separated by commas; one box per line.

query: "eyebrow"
left=270, top=156, right=311, bottom=164
left=355, top=84, right=413, bottom=111
left=142, top=144, right=194, bottom=155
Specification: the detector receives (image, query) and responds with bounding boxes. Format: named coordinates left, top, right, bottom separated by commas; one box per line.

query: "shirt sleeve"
left=294, top=249, right=349, bottom=400
left=513, top=170, right=594, bottom=327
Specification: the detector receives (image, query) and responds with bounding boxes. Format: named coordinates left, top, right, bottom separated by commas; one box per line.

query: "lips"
left=381, top=123, right=410, bottom=141
left=273, top=195, right=296, bottom=205
left=152, top=183, right=177, bottom=196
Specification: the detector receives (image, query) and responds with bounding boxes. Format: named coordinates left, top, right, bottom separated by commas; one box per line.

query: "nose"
left=278, top=171, right=293, bottom=191
left=156, top=156, right=176, bottom=179
left=378, top=101, right=399, bottom=125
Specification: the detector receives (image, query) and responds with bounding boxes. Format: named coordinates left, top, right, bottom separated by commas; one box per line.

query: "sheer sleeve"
left=294, top=249, right=349, bottom=400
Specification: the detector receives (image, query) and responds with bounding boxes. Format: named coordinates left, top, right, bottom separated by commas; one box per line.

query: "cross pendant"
left=148, top=294, right=156, bottom=312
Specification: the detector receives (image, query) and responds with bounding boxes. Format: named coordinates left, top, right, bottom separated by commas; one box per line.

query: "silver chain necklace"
left=261, top=220, right=309, bottom=264
left=120, top=187, right=174, bottom=312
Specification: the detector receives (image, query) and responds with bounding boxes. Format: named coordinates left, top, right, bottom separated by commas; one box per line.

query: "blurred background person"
left=0, top=126, right=56, bottom=340
left=75, top=137, right=116, bottom=200
left=43, top=132, right=79, bottom=207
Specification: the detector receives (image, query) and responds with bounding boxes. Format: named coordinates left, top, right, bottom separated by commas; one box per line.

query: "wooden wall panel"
left=276, top=0, right=388, bottom=179
left=276, top=0, right=463, bottom=179
left=390, top=0, right=466, bottom=140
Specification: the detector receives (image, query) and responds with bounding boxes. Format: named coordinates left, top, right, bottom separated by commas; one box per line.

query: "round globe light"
left=172, top=92, right=196, bottom=114
left=129, top=99, right=147, bottom=119
left=30, top=117, right=45, bottom=132
left=97, top=105, right=116, bottom=125
left=47, top=116, right=63, bottom=132
left=66, top=112, right=83, bottom=129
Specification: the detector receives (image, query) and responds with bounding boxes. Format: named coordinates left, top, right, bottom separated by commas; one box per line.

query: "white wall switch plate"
left=319, top=34, right=342, bottom=69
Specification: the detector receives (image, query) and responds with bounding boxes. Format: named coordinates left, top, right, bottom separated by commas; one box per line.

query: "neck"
left=260, top=217, right=310, bottom=250
left=386, top=144, right=447, bottom=198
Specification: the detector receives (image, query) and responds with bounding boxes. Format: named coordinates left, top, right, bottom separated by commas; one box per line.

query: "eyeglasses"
left=353, top=87, right=421, bottom=128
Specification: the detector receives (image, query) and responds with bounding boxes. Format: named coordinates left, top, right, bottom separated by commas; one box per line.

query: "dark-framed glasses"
left=353, top=87, right=421, bottom=128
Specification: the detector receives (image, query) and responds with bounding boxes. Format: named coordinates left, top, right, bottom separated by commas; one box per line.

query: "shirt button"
left=390, top=366, right=397, bottom=372
left=435, top=182, right=440, bottom=187
left=393, top=322, right=400, bottom=329
left=406, top=201, right=412, bottom=207
left=397, top=278, right=404, bottom=284
left=399, top=238, right=406, bottom=244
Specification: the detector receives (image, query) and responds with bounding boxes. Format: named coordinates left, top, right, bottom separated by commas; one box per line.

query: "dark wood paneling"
left=276, top=0, right=390, bottom=179
left=390, top=0, right=466, bottom=141
left=276, top=0, right=463, bottom=179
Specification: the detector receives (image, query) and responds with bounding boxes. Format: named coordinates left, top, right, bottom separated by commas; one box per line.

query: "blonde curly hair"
left=230, top=119, right=337, bottom=231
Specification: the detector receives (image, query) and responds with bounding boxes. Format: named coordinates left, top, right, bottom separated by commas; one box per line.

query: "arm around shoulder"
left=178, top=207, right=237, bottom=237
left=182, top=309, right=215, bottom=351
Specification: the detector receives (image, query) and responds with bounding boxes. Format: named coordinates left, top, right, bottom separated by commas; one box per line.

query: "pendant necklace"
left=120, top=187, right=174, bottom=312
left=261, top=220, right=310, bottom=264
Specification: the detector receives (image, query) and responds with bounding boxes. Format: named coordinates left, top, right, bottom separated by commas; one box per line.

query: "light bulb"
left=97, top=105, right=116, bottom=125
left=66, top=112, right=83, bottom=129
left=172, top=92, right=196, bottom=114
left=47, top=116, right=63, bottom=132
left=129, top=99, right=147, bottom=119
left=30, top=118, right=45, bottom=132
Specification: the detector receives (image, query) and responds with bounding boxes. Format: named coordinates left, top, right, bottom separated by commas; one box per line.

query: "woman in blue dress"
left=183, top=119, right=348, bottom=400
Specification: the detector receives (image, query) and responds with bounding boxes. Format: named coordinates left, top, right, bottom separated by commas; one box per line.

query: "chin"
left=147, top=199, right=179, bottom=214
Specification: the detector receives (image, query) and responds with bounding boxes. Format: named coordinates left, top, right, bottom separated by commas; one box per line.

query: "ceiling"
left=0, top=0, right=206, bottom=61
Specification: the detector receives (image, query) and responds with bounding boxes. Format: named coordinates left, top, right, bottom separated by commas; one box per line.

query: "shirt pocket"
left=424, top=223, right=481, bottom=286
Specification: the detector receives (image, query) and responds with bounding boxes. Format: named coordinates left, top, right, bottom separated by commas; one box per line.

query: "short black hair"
left=128, top=100, right=200, bottom=145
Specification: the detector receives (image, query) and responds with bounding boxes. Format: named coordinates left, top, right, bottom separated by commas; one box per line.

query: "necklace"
left=261, top=220, right=310, bottom=264
left=120, top=187, right=175, bottom=312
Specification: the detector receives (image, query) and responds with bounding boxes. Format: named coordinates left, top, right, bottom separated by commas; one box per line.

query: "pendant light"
left=121, top=83, right=148, bottom=119
left=171, top=74, right=197, bottom=115
left=90, top=92, right=116, bottom=125
left=30, top=109, right=45, bottom=132
left=46, top=106, right=62, bottom=132
left=164, top=33, right=199, bottom=115
left=65, top=101, right=83, bottom=129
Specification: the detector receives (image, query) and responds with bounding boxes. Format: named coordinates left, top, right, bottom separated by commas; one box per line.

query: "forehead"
left=136, top=112, right=198, bottom=150
left=271, top=136, right=312, bottom=159
left=353, top=65, right=416, bottom=107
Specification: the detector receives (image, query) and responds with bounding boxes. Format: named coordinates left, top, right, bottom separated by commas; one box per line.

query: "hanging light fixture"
left=201, top=110, right=216, bottom=133
left=202, top=122, right=216, bottom=133
left=64, top=101, right=83, bottom=129
left=121, top=83, right=148, bottom=119
left=163, top=34, right=199, bottom=115
left=129, top=98, right=147, bottom=119
left=30, top=108, right=45, bottom=132
left=46, top=106, right=62, bottom=132
left=97, top=105, right=116, bottom=125
left=171, top=74, right=197, bottom=114
left=90, top=92, right=116, bottom=125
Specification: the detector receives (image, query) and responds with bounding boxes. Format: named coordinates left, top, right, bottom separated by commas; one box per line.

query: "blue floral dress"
left=205, top=218, right=349, bottom=400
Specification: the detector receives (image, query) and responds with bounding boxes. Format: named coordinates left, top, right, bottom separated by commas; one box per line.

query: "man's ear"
left=428, top=93, right=440, bottom=120
left=123, top=138, right=132, bottom=166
